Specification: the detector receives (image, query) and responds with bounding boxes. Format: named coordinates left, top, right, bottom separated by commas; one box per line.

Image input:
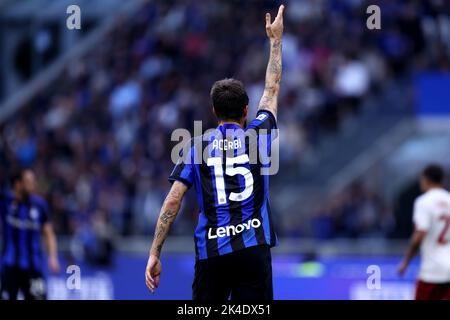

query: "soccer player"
left=145, top=5, right=285, bottom=300
left=0, top=169, right=60, bottom=300
left=398, top=164, right=450, bottom=300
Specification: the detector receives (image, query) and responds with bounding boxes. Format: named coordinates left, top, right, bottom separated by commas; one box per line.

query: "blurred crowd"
left=1, top=0, right=450, bottom=242
left=311, top=181, right=394, bottom=239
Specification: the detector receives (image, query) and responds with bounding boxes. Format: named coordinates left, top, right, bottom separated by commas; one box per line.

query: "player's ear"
left=212, top=107, right=217, bottom=118
left=243, top=105, right=248, bottom=118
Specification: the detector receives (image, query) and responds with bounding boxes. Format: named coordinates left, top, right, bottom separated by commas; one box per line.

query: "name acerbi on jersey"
left=212, top=138, right=242, bottom=151
left=208, top=218, right=262, bottom=239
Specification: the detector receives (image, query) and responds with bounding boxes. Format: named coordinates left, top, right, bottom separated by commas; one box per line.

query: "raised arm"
left=258, top=4, right=284, bottom=119
left=145, top=180, right=188, bottom=293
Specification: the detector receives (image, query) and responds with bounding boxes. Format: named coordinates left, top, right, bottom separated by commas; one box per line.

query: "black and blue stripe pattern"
left=169, top=110, right=278, bottom=260
left=0, top=193, right=49, bottom=272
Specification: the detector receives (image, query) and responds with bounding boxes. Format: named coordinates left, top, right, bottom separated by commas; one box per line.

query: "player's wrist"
left=149, top=250, right=161, bottom=259
left=269, top=38, right=282, bottom=50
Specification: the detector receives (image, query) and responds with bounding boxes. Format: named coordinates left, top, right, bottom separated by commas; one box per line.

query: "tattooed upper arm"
left=167, top=181, right=188, bottom=204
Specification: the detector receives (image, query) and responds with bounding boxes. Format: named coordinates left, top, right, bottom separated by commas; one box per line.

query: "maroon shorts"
left=415, top=280, right=450, bottom=300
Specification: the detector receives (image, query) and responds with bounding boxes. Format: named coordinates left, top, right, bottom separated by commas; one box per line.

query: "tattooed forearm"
left=151, top=209, right=176, bottom=254
left=149, top=181, right=187, bottom=257
left=151, top=209, right=178, bottom=257
left=154, top=243, right=163, bottom=256
left=268, top=60, right=281, bottom=77
left=258, top=38, right=282, bottom=117
left=160, top=209, right=176, bottom=224
left=268, top=39, right=282, bottom=76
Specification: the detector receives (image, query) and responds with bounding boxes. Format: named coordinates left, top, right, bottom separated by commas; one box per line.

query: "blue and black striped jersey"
left=169, top=110, right=278, bottom=260
left=0, top=192, right=50, bottom=272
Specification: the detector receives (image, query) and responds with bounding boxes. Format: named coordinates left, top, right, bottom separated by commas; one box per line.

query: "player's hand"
left=145, top=254, right=162, bottom=293
left=48, top=255, right=60, bottom=274
left=265, top=4, right=285, bottom=40
left=397, top=260, right=408, bottom=277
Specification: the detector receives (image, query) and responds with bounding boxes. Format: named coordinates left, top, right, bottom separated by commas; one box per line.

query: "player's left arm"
left=42, top=222, right=60, bottom=273
left=398, top=229, right=427, bottom=276
left=145, top=180, right=188, bottom=293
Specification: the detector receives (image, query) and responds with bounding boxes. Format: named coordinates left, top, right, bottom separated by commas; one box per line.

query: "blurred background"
left=0, top=0, right=450, bottom=299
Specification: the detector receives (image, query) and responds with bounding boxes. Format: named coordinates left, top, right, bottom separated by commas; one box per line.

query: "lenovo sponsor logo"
left=208, top=218, right=262, bottom=239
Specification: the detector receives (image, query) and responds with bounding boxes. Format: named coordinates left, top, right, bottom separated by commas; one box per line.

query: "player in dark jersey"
left=145, top=5, right=285, bottom=301
left=0, top=169, right=59, bottom=300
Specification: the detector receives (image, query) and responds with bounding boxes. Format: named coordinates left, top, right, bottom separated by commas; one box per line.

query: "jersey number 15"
left=207, top=154, right=253, bottom=205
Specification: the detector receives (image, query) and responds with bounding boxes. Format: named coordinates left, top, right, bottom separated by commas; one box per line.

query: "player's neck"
left=218, top=120, right=244, bottom=128
left=426, top=184, right=443, bottom=192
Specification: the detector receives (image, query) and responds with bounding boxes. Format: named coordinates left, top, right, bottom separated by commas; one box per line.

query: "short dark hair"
left=210, top=78, right=249, bottom=121
left=422, top=164, right=445, bottom=184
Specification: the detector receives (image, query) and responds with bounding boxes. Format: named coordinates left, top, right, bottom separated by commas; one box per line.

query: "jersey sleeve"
left=246, top=109, right=277, bottom=134
left=413, top=198, right=431, bottom=231
left=168, top=143, right=195, bottom=189
left=245, top=110, right=278, bottom=173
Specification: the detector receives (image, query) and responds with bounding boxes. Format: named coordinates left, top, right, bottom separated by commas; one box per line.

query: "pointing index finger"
left=276, top=4, right=285, bottom=20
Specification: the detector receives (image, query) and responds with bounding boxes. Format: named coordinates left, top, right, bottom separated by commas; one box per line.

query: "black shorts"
left=192, top=244, right=273, bottom=301
left=0, top=266, right=47, bottom=300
